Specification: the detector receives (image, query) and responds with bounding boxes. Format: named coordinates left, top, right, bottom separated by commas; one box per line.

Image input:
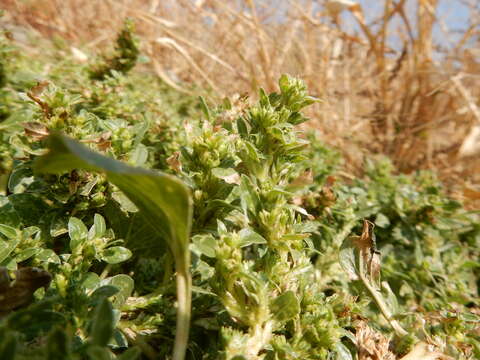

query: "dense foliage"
left=0, top=22, right=479, bottom=360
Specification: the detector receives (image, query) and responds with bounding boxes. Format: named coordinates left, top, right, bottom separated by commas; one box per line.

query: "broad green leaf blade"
left=191, top=234, right=216, bottom=258
left=339, top=237, right=359, bottom=281
left=35, top=133, right=193, bottom=360
left=46, top=327, right=70, bottom=360
left=100, top=246, right=132, bottom=264
left=239, top=228, right=267, bottom=247
left=101, top=274, right=135, bottom=308
left=68, top=217, right=88, bottom=252
left=89, top=286, right=120, bottom=307
left=0, top=224, right=17, bottom=240
left=0, top=238, right=19, bottom=264
left=93, top=213, right=106, bottom=238
left=35, top=133, right=192, bottom=268
left=91, top=298, right=114, bottom=347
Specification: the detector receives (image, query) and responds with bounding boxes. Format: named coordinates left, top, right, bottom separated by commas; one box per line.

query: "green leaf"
left=0, top=224, right=17, bottom=239
left=117, top=347, right=141, bottom=360
left=101, top=274, right=134, bottom=308
left=191, top=234, right=216, bottom=258
left=86, top=346, right=112, bottom=360
left=0, top=238, right=19, bottom=264
left=211, top=168, right=239, bottom=184
left=37, top=249, right=61, bottom=264
left=102, top=201, right=165, bottom=256
left=111, top=329, right=128, bottom=349
left=198, top=96, right=211, bottom=121
left=270, top=291, right=299, bottom=322
left=338, top=237, right=359, bottom=281
left=100, top=246, right=132, bottom=264
left=278, top=74, right=290, bottom=94
left=15, top=247, right=41, bottom=262
left=82, top=272, right=101, bottom=290
left=93, top=213, right=106, bottom=239
left=90, top=285, right=120, bottom=306
left=237, top=118, right=248, bottom=137
left=91, top=298, right=115, bottom=347
left=36, top=134, right=192, bottom=260
left=128, top=144, right=149, bottom=166
left=239, top=228, right=267, bottom=247
left=112, top=191, right=138, bottom=212
left=0, top=196, right=21, bottom=228
left=375, top=213, right=390, bottom=228
left=335, top=342, right=353, bottom=360
left=46, top=327, right=70, bottom=360
left=382, top=281, right=400, bottom=315
left=68, top=217, right=88, bottom=251
left=0, top=332, right=17, bottom=360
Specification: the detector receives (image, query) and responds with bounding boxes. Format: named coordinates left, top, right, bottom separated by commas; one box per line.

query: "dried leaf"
left=167, top=151, right=182, bottom=173
left=400, top=342, right=453, bottom=360
left=355, top=321, right=395, bottom=360
left=22, top=122, right=49, bottom=141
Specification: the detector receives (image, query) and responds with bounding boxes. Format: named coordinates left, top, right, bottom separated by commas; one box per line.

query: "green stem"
left=172, top=269, right=192, bottom=360
left=358, top=253, right=408, bottom=337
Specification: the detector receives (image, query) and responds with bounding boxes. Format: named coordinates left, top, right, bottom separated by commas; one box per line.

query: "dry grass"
left=2, top=0, right=480, bottom=203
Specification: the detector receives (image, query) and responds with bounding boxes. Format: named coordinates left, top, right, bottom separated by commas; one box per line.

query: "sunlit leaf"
left=100, top=246, right=132, bottom=264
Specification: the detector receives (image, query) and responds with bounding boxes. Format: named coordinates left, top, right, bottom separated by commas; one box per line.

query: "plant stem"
left=172, top=269, right=192, bottom=360
left=358, top=255, right=408, bottom=337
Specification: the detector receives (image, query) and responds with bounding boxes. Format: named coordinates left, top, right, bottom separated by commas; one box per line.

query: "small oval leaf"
left=100, top=246, right=132, bottom=264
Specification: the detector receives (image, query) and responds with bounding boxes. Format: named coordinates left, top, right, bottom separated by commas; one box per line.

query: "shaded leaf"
left=91, top=298, right=114, bottom=347
left=117, top=347, right=142, bottom=360
left=90, top=285, right=119, bottom=306
left=101, top=274, right=134, bottom=308
left=86, top=346, right=112, bottom=360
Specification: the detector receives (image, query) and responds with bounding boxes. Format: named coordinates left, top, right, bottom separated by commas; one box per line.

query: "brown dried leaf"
left=27, top=81, right=51, bottom=117
left=400, top=342, right=453, bottom=360
left=352, top=220, right=380, bottom=284
left=97, top=132, right=112, bottom=151
left=22, top=122, right=49, bottom=141
left=167, top=151, right=182, bottom=172
left=29, top=81, right=50, bottom=97
left=356, top=320, right=395, bottom=360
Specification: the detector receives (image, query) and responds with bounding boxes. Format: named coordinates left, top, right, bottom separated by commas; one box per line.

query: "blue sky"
left=255, top=0, right=475, bottom=48
left=341, top=0, right=474, bottom=48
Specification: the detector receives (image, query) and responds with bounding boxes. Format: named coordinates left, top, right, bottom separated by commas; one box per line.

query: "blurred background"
left=2, top=0, right=480, bottom=204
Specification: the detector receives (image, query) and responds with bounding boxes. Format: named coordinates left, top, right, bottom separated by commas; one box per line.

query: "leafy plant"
left=89, top=19, right=140, bottom=80
left=35, top=133, right=193, bottom=360
left=0, top=20, right=478, bottom=360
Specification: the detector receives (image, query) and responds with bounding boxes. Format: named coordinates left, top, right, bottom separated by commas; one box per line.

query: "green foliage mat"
left=0, top=20, right=479, bottom=360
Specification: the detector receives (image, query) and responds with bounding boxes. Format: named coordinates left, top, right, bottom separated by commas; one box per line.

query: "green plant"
left=0, top=21, right=479, bottom=359
left=89, top=19, right=140, bottom=81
